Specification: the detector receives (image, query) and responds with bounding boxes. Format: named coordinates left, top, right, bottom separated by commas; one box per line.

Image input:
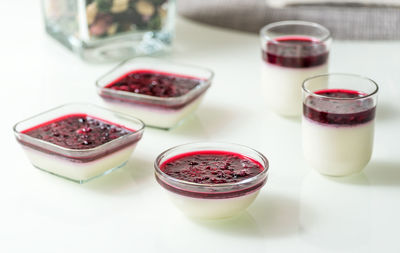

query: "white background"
left=1, top=1, right=400, bottom=252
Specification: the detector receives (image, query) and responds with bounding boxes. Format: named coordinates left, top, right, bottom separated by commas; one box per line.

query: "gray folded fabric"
left=177, top=0, right=400, bottom=40
left=266, top=0, right=400, bottom=7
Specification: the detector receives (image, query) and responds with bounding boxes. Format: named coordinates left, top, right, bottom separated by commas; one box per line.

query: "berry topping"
left=263, top=36, right=329, bottom=68
left=161, top=151, right=264, bottom=184
left=105, top=70, right=202, bottom=97
left=22, top=114, right=133, bottom=149
left=303, top=89, right=376, bottom=125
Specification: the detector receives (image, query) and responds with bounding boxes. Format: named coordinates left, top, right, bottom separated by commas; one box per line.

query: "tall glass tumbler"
left=302, top=74, right=379, bottom=176
left=260, top=21, right=331, bottom=116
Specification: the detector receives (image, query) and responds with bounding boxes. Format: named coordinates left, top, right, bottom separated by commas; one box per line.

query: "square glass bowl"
left=13, top=103, right=144, bottom=183
left=96, top=57, right=214, bottom=129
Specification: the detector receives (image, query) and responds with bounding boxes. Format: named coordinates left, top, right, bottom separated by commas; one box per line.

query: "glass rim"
left=13, top=103, right=145, bottom=154
left=260, top=20, right=331, bottom=45
left=154, top=142, right=269, bottom=190
left=302, top=73, right=379, bottom=100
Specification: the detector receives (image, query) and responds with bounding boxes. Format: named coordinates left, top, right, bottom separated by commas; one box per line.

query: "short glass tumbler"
left=260, top=21, right=331, bottom=116
left=154, top=142, right=269, bottom=219
left=42, top=0, right=175, bottom=62
left=302, top=74, right=378, bottom=176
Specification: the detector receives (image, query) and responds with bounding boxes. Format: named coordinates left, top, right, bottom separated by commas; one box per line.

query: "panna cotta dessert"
left=155, top=142, right=269, bottom=219
left=260, top=21, right=331, bottom=116
left=96, top=58, right=214, bottom=129
left=302, top=74, right=379, bottom=176
left=13, top=103, right=144, bottom=183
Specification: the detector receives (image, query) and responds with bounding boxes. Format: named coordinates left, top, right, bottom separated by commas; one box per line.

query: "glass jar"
left=42, top=0, right=175, bottom=62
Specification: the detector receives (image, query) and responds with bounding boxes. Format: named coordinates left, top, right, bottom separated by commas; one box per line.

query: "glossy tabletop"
left=1, top=1, right=400, bottom=252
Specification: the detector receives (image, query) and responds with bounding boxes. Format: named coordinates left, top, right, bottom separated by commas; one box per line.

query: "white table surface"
left=2, top=1, right=400, bottom=252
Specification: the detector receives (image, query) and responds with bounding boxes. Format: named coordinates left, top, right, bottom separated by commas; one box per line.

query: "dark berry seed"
left=82, top=140, right=91, bottom=145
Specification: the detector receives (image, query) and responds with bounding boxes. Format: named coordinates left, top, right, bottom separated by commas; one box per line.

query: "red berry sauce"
left=303, top=89, right=376, bottom=125
left=22, top=114, right=134, bottom=149
left=161, top=151, right=263, bottom=184
left=157, top=151, right=266, bottom=199
left=262, top=36, right=329, bottom=68
left=105, top=70, right=202, bottom=98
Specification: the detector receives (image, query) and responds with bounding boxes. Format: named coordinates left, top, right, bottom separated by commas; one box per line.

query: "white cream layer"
left=101, top=95, right=204, bottom=129
left=166, top=190, right=260, bottom=219
left=23, top=143, right=138, bottom=182
left=261, top=62, right=328, bottom=116
left=302, top=118, right=374, bottom=176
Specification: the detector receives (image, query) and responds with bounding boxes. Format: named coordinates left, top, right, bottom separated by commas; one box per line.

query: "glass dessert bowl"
left=96, top=57, right=214, bottom=129
left=13, top=103, right=144, bottom=183
left=302, top=73, right=379, bottom=176
left=260, top=21, right=331, bottom=116
left=154, top=142, right=269, bottom=219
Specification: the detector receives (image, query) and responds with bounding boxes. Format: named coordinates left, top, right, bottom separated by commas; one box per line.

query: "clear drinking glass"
left=302, top=73, right=378, bottom=176
left=260, top=21, right=332, bottom=116
left=42, top=0, right=175, bottom=62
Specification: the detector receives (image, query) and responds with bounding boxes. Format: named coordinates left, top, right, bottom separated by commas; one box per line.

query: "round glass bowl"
left=154, top=142, right=269, bottom=219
